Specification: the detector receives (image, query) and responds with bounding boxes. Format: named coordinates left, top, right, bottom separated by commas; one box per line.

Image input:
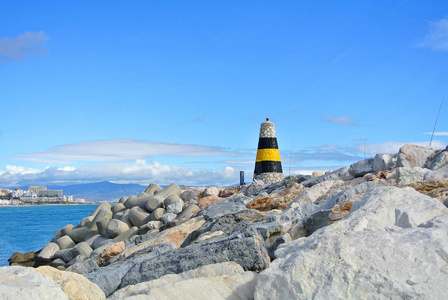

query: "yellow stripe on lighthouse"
left=256, top=149, right=281, bottom=162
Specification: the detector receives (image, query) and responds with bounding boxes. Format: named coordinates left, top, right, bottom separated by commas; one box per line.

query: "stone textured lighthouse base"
left=254, top=172, right=284, bottom=184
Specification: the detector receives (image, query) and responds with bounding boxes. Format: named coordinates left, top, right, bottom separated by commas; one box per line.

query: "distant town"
left=0, top=186, right=86, bottom=206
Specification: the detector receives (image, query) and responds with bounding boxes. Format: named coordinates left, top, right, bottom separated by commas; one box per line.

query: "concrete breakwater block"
left=37, top=242, right=60, bottom=259
left=56, top=235, right=75, bottom=250
left=107, top=219, right=130, bottom=238
left=129, top=207, right=150, bottom=227
left=145, top=195, right=165, bottom=212
left=111, top=203, right=126, bottom=215
left=69, top=227, right=89, bottom=243
left=144, top=183, right=163, bottom=195
left=155, top=183, right=182, bottom=198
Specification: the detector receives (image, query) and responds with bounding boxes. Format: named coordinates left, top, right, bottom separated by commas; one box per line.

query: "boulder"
left=254, top=187, right=448, bottom=299
left=204, top=186, right=220, bottom=197
left=110, top=262, right=256, bottom=300
left=86, top=243, right=177, bottom=297
left=36, top=265, right=106, bottom=300
left=119, top=227, right=270, bottom=291
left=8, top=251, right=35, bottom=265
left=0, top=266, right=69, bottom=299
left=101, top=241, right=125, bottom=261
left=163, top=194, right=182, bottom=207
left=290, top=180, right=342, bottom=208
left=349, top=158, right=374, bottom=178
left=301, top=167, right=349, bottom=187
left=107, top=219, right=130, bottom=238
left=373, top=153, right=397, bottom=172
left=66, top=258, right=99, bottom=274
left=428, top=150, right=448, bottom=170
left=166, top=199, right=184, bottom=214
left=37, top=242, right=60, bottom=259
left=396, top=167, right=431, bottom=184
left=397, top=144, right=434, bottom=168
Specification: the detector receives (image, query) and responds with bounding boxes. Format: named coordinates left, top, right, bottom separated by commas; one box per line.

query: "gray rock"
left=66, top=258, right=99, bottom=274
left=38, top=242, right=60, bottom=259
left=144, top=183, right=163, bottom=195
left=84, top=234, right=101, bottom=248
left=197, top=201, right=246, bottom=221
left=166, top=199, right=184, bottom=214
left=53, top=248, right=71, bottom=260
left=107, top=219, right=130, bottom=238
left=164, top=194, right=182, bottom=207
left=349, top=158, right=374, bottom=178
left=444, top=198, right=448, bottom=208
left=56, top=235, right=75, bottom=250
left=161, top=212, right=177, bottom=224
left=92, top=236, right=112, bottom=250
left=302, top=167, right=349, bottom=187
left=373, top=153, right=397, bottom=172
left=427, top=149, right=448, bottom=170
left=66, top=254, right=87, bottom=267
left=86, top=243, right=177, bottom=297
left=180, top=190, right=198, bottom=202
left=119, top=227, right=270, bottom=293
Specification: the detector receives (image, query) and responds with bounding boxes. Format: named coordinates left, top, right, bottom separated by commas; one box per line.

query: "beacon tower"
left=253, top=118, right=283, bottom=183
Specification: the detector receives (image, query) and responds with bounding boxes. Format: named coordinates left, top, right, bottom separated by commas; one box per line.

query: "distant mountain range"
left=45, top=181, right=146, bottom=202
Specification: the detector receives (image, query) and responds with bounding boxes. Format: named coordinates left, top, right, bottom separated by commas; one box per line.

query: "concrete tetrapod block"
left=145, top=195, right=165, bottom=212
left=62, top=248, right=76, bottom=263
left=90, top=202, right=112, bottom=219
left=79, top=216, right=94, bottom=227
left=119, top=196, right=128, bottom=204
left=56, top=235, right=76, bottom=250
left=111, top=226, right=139, bottom=243
left=144, top=183, right=162, bottom=196
left=129, top=207, right=151, bottom=227
left=92, top=236, right=112, bottom=250
left=84, top=234, right=101, bottom=248
left=96, top=217, right=111, bottom=238
left=85, top=208, right=113, bottom=240
left=72, top=242, right=93, bottom=258
left=175, top=204, right=200, bottom=221
left=37, top=242, right=60, bottom=259
left=124, top=196, right=138, bottom=209
left=164, top=194, right=182, bottom=207
left=111, top=203, right=126, bottom=215
left=149, top=208, right=166, bottom=222
left=113, top=209, right=133, bottom=228
left=69, top=227, right=89, bottom=243
left=106, top=219, right=130, bottom=238
left=125, top=194, right=150, bottom=209
left=53, top=248, right=71, bottom=260
left=60, top=224, right=74, bottom=236
left=155, top=183, right=182, bottom=198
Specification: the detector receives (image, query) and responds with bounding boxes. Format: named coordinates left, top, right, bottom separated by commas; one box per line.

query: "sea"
left=0, top=204, right=98, bottom=267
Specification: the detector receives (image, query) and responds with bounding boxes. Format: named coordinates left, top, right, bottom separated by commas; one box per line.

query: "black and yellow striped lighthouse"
left=254, top=118, right=283, bottom=183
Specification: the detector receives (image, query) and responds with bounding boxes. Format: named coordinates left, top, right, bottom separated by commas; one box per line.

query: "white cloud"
left=424, top=132, right=448, bottom=136
left=0, top=160, right=238, bottom=187
left=419, top=18, right=448, bottom=52
left=0, top=31, right=50, bottom=61
left=194, top=114, right=206, bottom=121
left=322, top=115, right=357, bottom=126
left=19, top=139, right=248, bottom=164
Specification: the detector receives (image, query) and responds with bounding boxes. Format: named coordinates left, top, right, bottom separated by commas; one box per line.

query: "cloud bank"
left=0, top=160, right=237, bottom=187
left=0, top=31, right=50, bottom=61
left=19, top=139, right=247, bottom=164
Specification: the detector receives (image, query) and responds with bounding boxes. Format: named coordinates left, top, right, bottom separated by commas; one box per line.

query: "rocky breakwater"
left=2, top=143, right=448, bottom=299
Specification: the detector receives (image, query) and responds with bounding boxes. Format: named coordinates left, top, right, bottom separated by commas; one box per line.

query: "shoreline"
left=0, top=202, right=100, bottom=208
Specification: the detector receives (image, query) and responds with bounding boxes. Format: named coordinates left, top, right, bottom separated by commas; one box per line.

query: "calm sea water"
left=0, top=204, right=98, bottom=266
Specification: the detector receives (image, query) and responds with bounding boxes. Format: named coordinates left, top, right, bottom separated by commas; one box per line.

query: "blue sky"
left=1, top=1, right=447, bottom=187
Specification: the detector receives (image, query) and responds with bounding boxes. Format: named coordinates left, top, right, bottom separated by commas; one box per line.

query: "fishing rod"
left=429, top=96, right=444, bottom=147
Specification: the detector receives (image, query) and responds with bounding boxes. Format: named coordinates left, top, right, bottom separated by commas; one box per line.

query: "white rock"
left=397, top=144, right=434, bottom=168
left=0, top=266, right=69, bottom=299
left=203, top=186, right=220, bottom=197
left=255, top=187, right=448, bottom=299
left=38, top=242, right=60, bottom=259
left=109, top=262, right=254, bottom=299
left=396, top=167, right=431, bottom=184
left=161, top=213, right=177, bottom=224
left=166, top=200, right=183, bottom=214
left=373, top=153, right=397, bottom=172
left=290, top=180, right=342, bottom=208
